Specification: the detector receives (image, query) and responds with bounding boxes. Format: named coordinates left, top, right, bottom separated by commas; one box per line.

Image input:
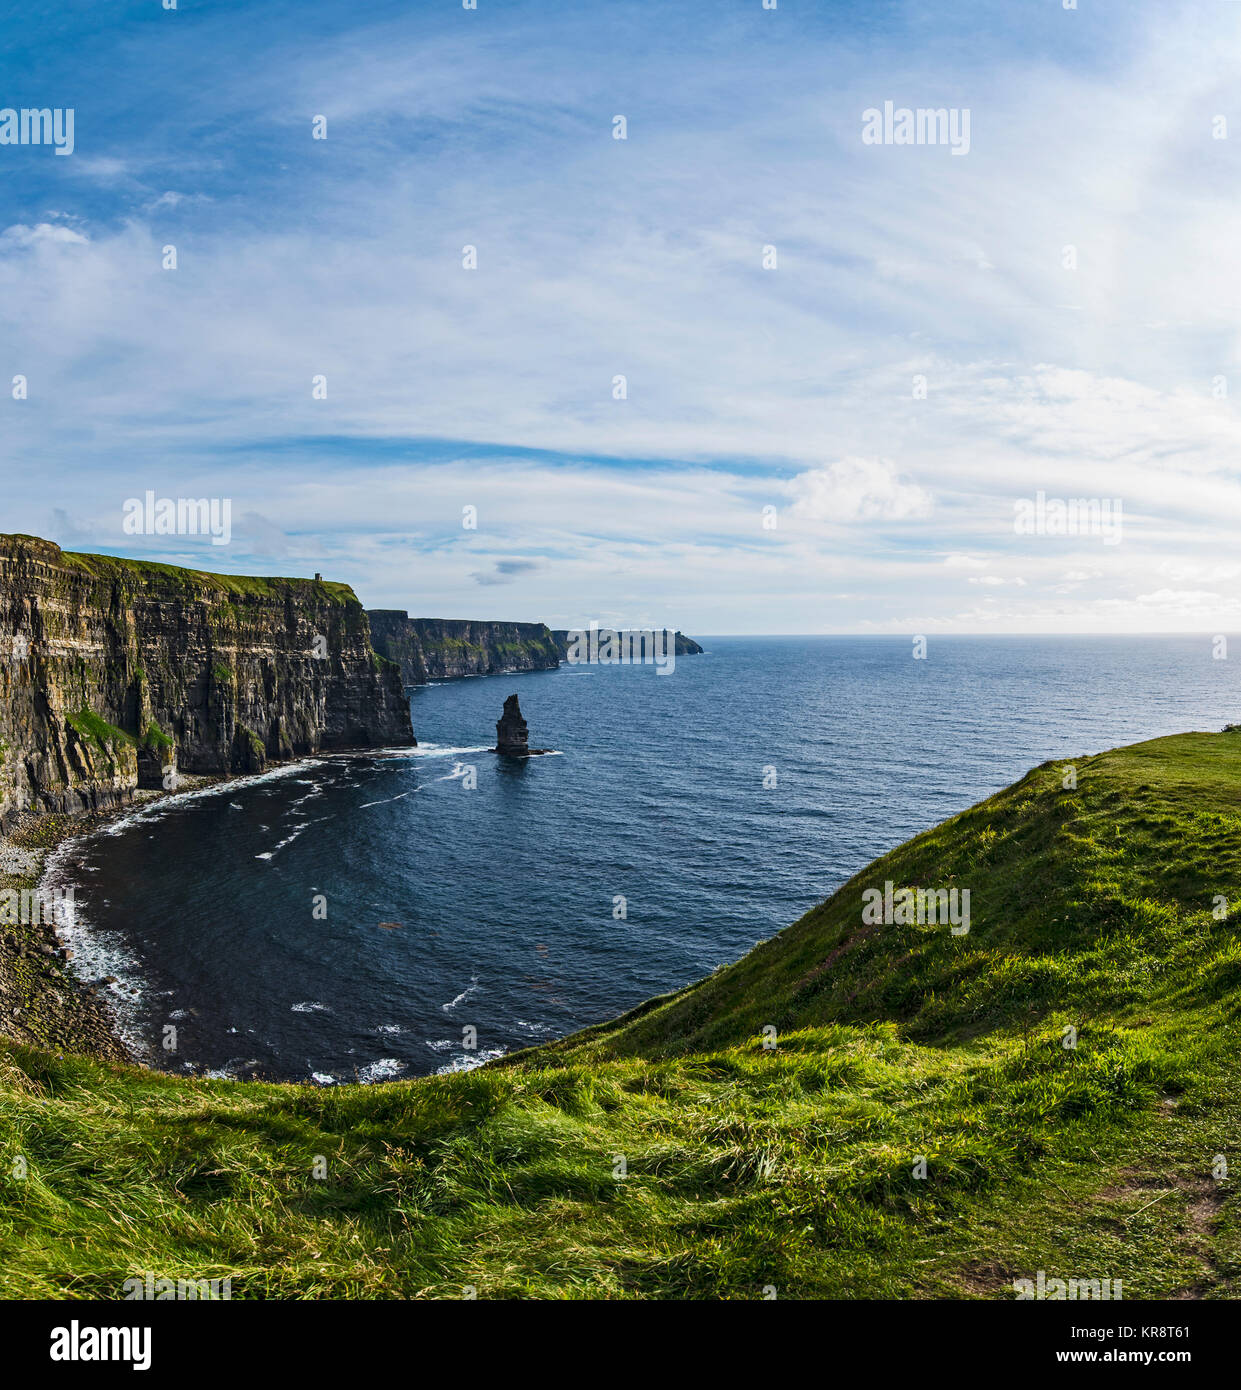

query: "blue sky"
left=2, top=0, right=1240, bottom=632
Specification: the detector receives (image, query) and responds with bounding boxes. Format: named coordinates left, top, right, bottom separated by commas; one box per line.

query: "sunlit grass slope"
left=2, top=731, right=1239, bottom=1298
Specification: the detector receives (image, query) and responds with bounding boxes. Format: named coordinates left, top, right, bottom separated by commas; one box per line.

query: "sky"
left=2, top=0, right=1240, bottom=633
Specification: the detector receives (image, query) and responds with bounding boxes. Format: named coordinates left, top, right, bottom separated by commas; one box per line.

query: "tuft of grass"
left=64, top=709, right=135, bottom=754
left=140, top=721, right=174, bottom=753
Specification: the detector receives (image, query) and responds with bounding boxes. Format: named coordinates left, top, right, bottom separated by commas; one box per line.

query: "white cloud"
left=6, top=1, right=1241, bottom=633
left=789, top=459, right=933, bottom=523
left=1, top=223, right=89, bottom=248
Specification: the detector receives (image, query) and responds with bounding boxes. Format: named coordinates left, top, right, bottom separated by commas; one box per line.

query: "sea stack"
left=495, top=694, right=530, bottom=756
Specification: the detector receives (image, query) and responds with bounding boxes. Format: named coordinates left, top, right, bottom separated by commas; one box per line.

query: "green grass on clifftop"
left=1, top=532, right=355, bottom=604
left=1, top=731, right=1239, bottom=1299
left=57, top=547, right=356, bottom=605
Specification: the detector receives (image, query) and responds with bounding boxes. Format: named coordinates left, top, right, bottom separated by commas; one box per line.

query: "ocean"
left=44, top=635, right=1241, bottom=1082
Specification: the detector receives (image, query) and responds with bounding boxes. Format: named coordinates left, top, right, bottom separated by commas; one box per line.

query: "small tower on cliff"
left=495, top=694, right=529, bottom=756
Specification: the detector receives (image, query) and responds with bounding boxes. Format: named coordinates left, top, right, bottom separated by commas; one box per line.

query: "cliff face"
left=368, top=613, right=705, bottom=686
left=368, top=612, right=561, bottom=685
left=0, top=536, right=413, bottom=831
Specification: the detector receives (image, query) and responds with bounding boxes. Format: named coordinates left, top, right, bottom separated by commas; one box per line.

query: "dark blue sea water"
left=46, top=636, right=1241, bottom=1082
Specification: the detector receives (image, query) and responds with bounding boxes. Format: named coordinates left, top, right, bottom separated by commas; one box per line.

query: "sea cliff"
left=367, top=612, right=562, bottom=684
left=0, top=535, right=413, bottom=831
left=368, top=612, right=704, bottom=685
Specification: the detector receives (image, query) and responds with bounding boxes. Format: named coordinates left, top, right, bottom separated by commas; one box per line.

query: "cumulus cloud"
left=789, top=459, right=933, bottom=524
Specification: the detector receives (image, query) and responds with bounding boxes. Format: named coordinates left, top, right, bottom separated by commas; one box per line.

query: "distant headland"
left=368, top=613, right=703, bottom=685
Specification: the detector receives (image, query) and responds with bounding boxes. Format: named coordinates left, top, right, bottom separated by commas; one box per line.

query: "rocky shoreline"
left=0, top=774, right=223, bottom=1063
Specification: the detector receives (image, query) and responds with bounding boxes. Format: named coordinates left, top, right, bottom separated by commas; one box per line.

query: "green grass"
left=2, top=730, right=1240, bottom=1299
left=64, top=709, right=135, bottom=755
left=66, top=710, right=173, bottom=761
left=52, top=545, right=356, bottom=605
left=140, top=721, right=174, bottom=753
left=549, top=731, right=1241, bottom=1060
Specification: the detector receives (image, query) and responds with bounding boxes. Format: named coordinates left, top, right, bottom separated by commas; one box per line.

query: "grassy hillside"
left=1, top=731, right=1239, bottom=1298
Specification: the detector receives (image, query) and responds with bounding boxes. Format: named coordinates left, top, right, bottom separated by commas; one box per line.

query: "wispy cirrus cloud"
left=1, top=0, right=1239, bottom=633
